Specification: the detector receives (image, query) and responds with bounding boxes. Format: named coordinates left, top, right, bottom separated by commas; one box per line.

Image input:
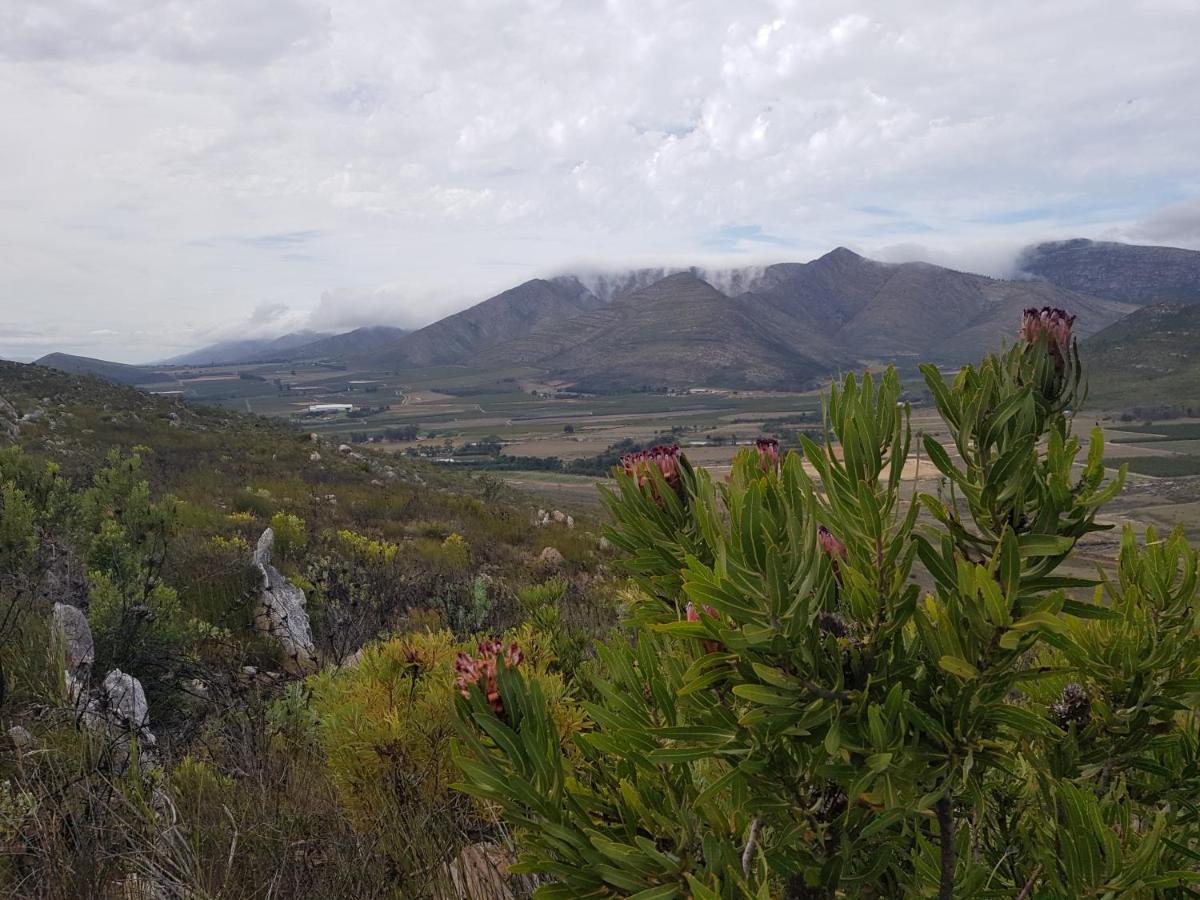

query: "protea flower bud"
left=1049, top=682, right=1091, bottom=729
left=685, top=601, right=722, bottom=654
left=1019, top=306, right=1076, bottom=372
left=754, top=437, right=780, bottom=473
left=620, top=444, right=686, bottom=504
left=817, top=526, right=847, bottom=561
left=455, top=640, right=524, bottom=718
left=816, top=612, right=848, bottom=638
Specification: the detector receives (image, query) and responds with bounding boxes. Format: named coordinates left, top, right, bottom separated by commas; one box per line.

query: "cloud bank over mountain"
left=2, top=0, right=1198, bottom=359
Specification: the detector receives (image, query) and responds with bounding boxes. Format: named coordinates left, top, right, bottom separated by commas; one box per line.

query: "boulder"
left=51, top=602, right=94, bottom=700
left=310, top=451, right=322, bottom=462
left=252, top=529, right=318, bottom=675
left=337, top=443, right=352, bottom=454
left=538, top=546, right=565, bottom=567
left=84, top=668, right=158, bottom=771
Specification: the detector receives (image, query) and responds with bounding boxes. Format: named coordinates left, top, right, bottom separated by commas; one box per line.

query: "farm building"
left=307, top=403, right=354, bottom=413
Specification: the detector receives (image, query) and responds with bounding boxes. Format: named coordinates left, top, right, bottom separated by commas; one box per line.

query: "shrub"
left=454, top=312, right=1200, bottom=897
left=269, top=512, right=307, bottom=560
left=302, top=627, right=583, bottom=878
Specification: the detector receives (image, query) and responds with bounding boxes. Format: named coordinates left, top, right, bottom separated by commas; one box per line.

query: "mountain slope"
left=1082, top=303, right=1200, bottom=408
left=266, top=326, right=409, bottom=361
left=163, top=331, right=335, bottom=366
left=475, top=249, right=1135, bottom=389
left=362, top=277, right=607, bottom=369
left=33, top=353, right=175, bottom=386
left=1019, top=238, right=1200, bottom=305
left=482, top=272, right=852, bottom=390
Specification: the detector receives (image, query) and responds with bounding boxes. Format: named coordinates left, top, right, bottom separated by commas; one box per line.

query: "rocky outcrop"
left=0, top=394, right=19, bottom=438
left=252, top=528, right=318, bottom=675
left=79, top=668, right=158, bottom=771
left=51, top=602, right=94, bottom=701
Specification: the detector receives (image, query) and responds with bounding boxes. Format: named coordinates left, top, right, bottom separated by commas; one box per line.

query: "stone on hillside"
left=565, top=515, right=574, bottom=529
left=0, top=394, right=19, bottom=438
left=52, top=602, right=94, bottom=700
left=7, top=725, right=32, bottom=751
left=310, top=432, right=320, bottom=443
left=447, top=842, right=517, bottom=900
left=538, top=546, right=564, bottom=567
left=252, top=529, right=318, bottom=675
left=99, top=669, right=154, bottom=744
left=310, top=451, right=322, bottom=462
left=338, top=443, right=352, bottom=454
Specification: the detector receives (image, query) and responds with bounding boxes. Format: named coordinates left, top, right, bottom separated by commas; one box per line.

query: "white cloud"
left=0, top=0, right=1198, bottom=360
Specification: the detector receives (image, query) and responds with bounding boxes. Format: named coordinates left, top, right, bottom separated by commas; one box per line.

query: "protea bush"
left=453, top=318, right=1200, bottom=898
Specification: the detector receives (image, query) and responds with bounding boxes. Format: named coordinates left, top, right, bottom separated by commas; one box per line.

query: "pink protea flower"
left=818, top=525, right=847, bottom=561
left=754, top=437, right=780, bottom=473
left=686, top=601, right=723, bottom=654
left=620, top=444, right=685, bottom=503
left=455, top=640, right=524, bottom=717
left=1019, top=307, right=1076, bottom=371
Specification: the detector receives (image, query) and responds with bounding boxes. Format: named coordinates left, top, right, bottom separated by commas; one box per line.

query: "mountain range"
left=33, top=238, right=1200, bottom=398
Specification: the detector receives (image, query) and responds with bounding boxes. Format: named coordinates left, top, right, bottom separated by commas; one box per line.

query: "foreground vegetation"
left=454, top=311, right=1200, bottom=897
left=3, top=305, right=1200, bottom=898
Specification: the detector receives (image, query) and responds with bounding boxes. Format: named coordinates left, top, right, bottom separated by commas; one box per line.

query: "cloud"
left=0, top=0, right=1198, bottom=360
left=1129, top=198, right=1200, bottom=246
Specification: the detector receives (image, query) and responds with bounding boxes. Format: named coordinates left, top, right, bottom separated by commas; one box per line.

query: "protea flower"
left=754, top=437, right=780, bottom=473
left=455, top=639, right=524, bottom=717
left=817, top=526, right=847, bottom=561
left=1049, top=682, right=1091, bottom=729
left=1019, top=306, right=1075, bottom=371
left=620, top=444, right=685, bottom=504
left=686, top=601, right=723, bottom=654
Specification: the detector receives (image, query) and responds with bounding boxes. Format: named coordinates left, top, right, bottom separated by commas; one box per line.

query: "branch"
left=1016, top=864, right=1042, bottom=900
left=741, top=815, right=762, bottom=878
left=936, top=796, right=956, bottom=900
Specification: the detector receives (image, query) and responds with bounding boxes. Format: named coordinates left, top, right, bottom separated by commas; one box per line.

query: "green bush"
left=455, top=312, right=1200, bottom=897
left=269, top=511, right=307, bottom=560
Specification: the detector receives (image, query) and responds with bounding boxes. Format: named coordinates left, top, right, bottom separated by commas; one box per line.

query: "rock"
left=599, top=536, right=612, bottom=551
left=538, top=546, right=565, bottom=567
left=565, top=515, right=574, bottom=529
left=52, top=602, right=94, bottom=700
left=447, top=842, right=517, bottom=900
left=84, top=668, right=158, bottom=771
left=98, top=669, right=154, bottom=744
left=310, top=451, right=322, bottom=462
left=310, top=432, right=320, bottom=443
left=185, top=678, right=211, bottom=700
left=551, top=510, right=567, bottom=523
left=338, top=444, right=352, bottom=454
left=242, top=666, right=258, bottom=676
left=252, top=529, right=318, bottom=675
left=0, top=394, right=20, bottom=437
left=7, top=725, right=32, bottom=751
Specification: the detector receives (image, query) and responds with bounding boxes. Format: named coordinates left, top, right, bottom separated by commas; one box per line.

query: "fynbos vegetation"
left=454, top=310, right=1200, bottom=897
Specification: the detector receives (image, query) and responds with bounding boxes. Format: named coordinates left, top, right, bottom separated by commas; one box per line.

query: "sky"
left=2, top=0, right=1199, bottom=363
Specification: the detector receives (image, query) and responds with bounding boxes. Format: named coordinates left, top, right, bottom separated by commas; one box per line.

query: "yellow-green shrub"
left=269, top=512, right=306, bottom=559
left=335, top=528, right=398, bottom=564
left=302, top=625, right=583, bottom=830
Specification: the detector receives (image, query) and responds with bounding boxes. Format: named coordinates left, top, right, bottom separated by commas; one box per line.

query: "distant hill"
left=163, top=330, right=335, bottom=366
left=33, top=353, right=176, bottom=387
left=361, top=277, right=607, bottom=369
left=273, top=326, right=409, bottom=361
left=1019, top=238, right=1200, bottom=305
left=1082, top=303, right=1200, bottom=409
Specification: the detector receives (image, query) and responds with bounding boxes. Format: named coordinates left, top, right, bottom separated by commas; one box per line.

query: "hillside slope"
left=1019, top=238, right=1200, bottom=305
left=361, top=277, right=607, bottom=369
left=163, top=330, right=335, bottom=365
left=478, top=250, right=1131, bottom=389
left=483, top=272, right=848, bottom=390
left=33, top=352, right=175, bottom=386
left=1082, top=302, right=1200, bottom=408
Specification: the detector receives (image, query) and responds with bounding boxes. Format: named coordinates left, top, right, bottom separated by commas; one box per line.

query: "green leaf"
left=938, top=655, right=978, bottom=680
